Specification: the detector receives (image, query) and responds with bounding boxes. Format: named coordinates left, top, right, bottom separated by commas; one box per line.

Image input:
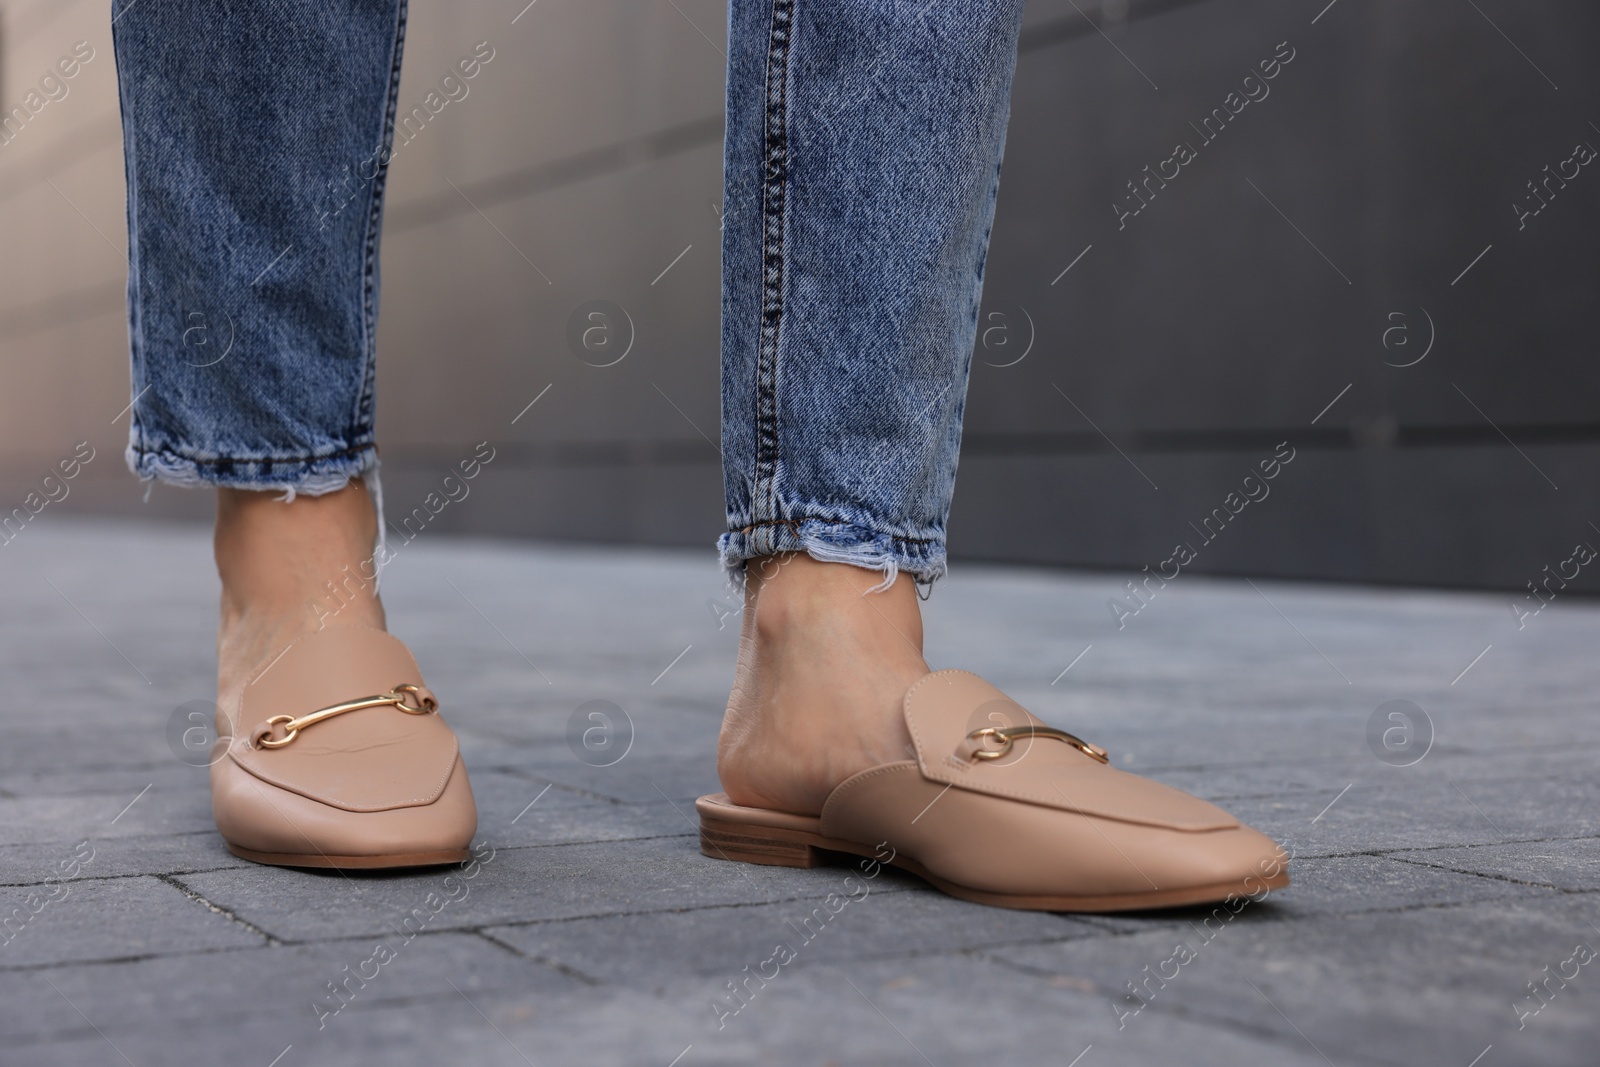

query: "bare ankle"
left=214, top=481, right=385, bottom=632
left=718, top=554, right=929, bottom=812
left=743, top=553, right=926, bottom=654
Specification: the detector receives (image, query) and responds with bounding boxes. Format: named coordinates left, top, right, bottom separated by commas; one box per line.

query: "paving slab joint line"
left=483, top=766, right=632, bottom=805
left=0, top=870, right=151, bottom=890
left=492, top=831, right=697, bottom=852
left=1384, top=854, right=1594, bottom=893
left=987, top=889, right=1576, bottom=944
left=0, top=925, right=586, bottom=972
left=980, top=949, right=1137, bottom=982
left=1136, top=760, right=1591, bottom=780
left=477, top=883, right=926, bottom=933
left=0, top=864, right=250, bottom=891
left=1295, top=831, right=1600, bottom=862
left=470, top=928, right=604, bottom=986
left=0, top=940, right=279, bottom=975
left=153, top=873, right=284, bottom=946
left=1255, top=893, right=1582, bottom=923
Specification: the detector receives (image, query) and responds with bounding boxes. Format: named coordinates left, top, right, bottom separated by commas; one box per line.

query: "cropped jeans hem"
left=718, top=517, right=947, bottom=592
left=718, top=1, right=1024, bottom=598
left=126, top=442, right=376, bottom=497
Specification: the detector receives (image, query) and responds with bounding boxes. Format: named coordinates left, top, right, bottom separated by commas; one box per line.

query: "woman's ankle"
left=743, top=553, right=926, bottom=654
left=718, top=555, right=927, bottom=812
left=214, top=482, right=385, bottom=632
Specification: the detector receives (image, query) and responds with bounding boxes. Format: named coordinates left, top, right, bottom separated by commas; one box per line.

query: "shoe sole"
left=699, top=811, right=1289, bottom=913
left=226, top=843, right=470, bottom=870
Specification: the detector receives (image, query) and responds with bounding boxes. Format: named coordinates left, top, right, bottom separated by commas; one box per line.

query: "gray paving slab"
left=0, top=724, right=177, bottom=776
left=170, top=836, right=921, bottom=943
left=985, top=897, right=1600, bottom=1067
left=483, top=884, right=1098, bottom=985
left=1149, top=742, right=1600, bottom=805
left=502, top=754, right=725, bottom=804
left=0, top=834, right=245, bottom=885
left=0, top=931, right=582, bottom=1050
left=1233, top=854, right=1560, bottom=917
left=0, top=874, right=264, bottom=967
left=1, top=518, right=1598, bottom=1064
left=0, top=785, right=216, bottom=847
left=1392, top=838, right=1600, bottom=892
left=453, top=698, right=723, bottom=756
left=467, top=782, right=703, bottom=850
left=1201, top=766, right=1600, bottom=860
left=1010, top=854, right=1565, bottom=940
left=1, top=954, right=1339, bottom=1067
left=0, top=759, right=204, bottom=800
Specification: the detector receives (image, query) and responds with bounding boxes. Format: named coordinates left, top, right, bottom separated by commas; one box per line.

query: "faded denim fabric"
left=114, top=0, right=1025, bottom=583
left=717, top=0, right=1026, bottom=586
left=113, top=0, right=409, bottom=493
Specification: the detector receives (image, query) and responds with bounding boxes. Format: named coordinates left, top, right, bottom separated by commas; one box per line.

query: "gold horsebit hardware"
left=966, top=724, right=1110, bottom=765
left=252, top=684, right=437, bottom=749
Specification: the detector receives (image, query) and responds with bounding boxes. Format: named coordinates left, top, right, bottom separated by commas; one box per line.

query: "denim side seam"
left=728, top=1, right=950, bottom=594
left=354, top=0, right=409, bottom=442
left=751, top=0, right=795, bottom=535
left=112, top=8, right=147, bottom=470
left=353, top=0, right=407, bottom=555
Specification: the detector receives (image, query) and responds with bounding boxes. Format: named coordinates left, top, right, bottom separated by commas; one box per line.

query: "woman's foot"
left=208, top=480, right=479, bottom=869
left=706, top=554, right=1293, bottom=914
left=214, top=481, right=386, bottom=720
left=717, top=554, right=930, bottom=815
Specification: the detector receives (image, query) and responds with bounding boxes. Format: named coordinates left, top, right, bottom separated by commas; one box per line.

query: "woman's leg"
left=113, top=0, right=409, bottom=708
left=717, top=0, right=1027, bottom=813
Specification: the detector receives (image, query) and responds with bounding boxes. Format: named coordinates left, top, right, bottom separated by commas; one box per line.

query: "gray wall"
left=968, top=0, right=1600, bottom=591
left=1, top=0, right=1595, bottom=592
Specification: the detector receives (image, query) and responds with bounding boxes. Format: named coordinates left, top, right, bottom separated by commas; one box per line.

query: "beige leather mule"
left=211, top=626, right=478, bottom=869
left=697, top=670, right=1288, bottom=911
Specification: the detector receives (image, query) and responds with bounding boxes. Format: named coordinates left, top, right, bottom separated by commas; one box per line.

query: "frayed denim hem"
left=126, top=442, right=377, bottom=499
left=129, top=443, right=388, bottom=591
left=718, top=519, right=947, bottom=595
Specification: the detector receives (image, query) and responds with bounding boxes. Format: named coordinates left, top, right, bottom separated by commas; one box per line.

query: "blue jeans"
left=113, top=0, right=1026, bottom=583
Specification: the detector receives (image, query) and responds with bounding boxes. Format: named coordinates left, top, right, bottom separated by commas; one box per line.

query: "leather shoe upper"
left=210, top=626, right=476, bottom=858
